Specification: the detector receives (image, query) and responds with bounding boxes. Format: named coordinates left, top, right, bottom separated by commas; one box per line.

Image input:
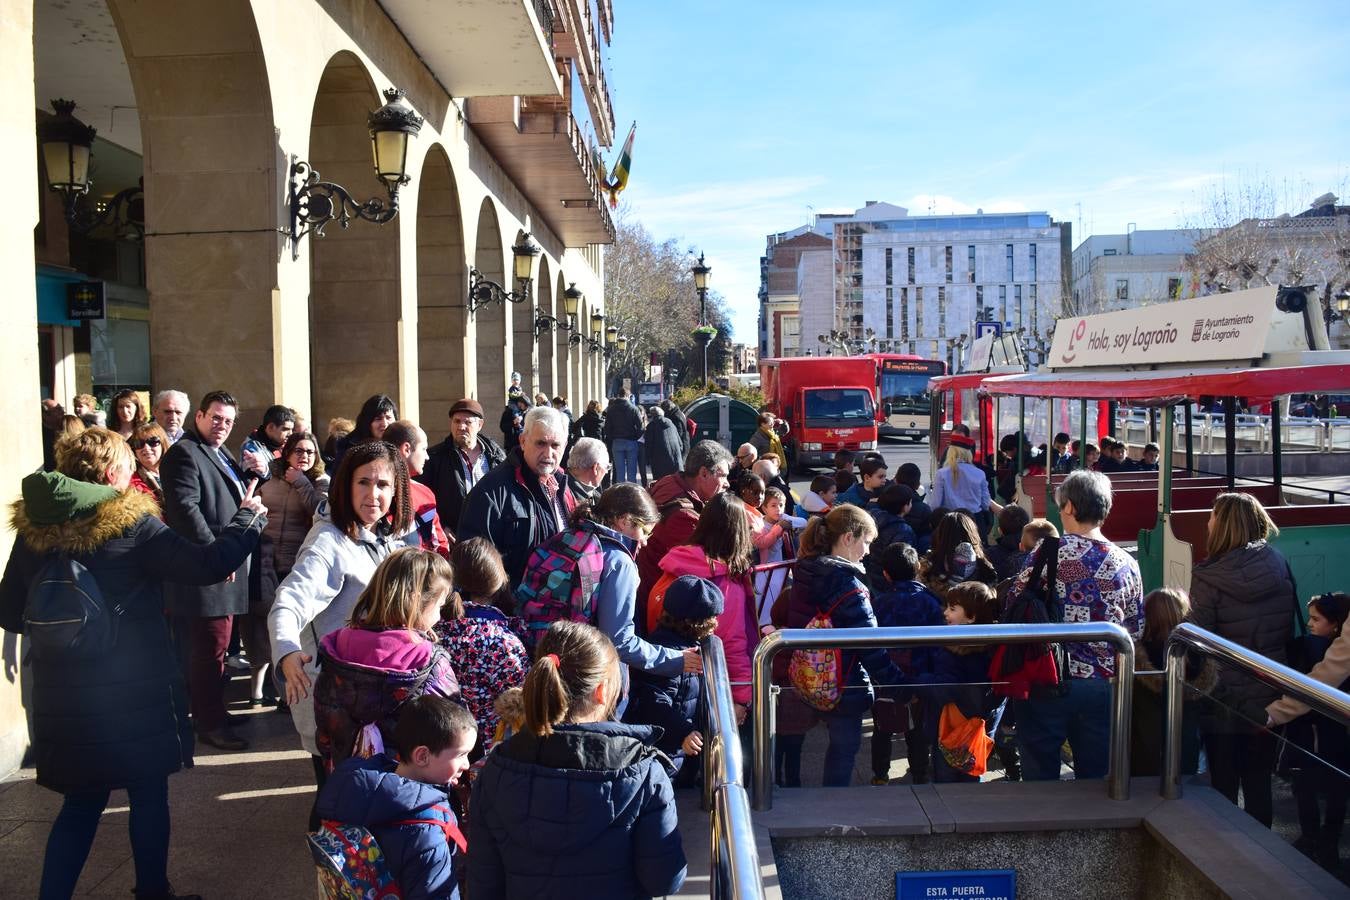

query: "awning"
left=981, top=364, right=1350, bottom=404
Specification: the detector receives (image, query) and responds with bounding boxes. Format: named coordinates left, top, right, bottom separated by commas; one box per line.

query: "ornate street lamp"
left=469, top=234, right=541, bottom=313
left=691, top=252, right=712, bottom=382
left=287, top=87, right=423, bottom=260
left=535, top=282, right=583, bottom=338
left=38, top=99, right=144, bottom=235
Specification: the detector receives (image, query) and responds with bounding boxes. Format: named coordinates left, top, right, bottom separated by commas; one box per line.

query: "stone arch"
left=574, top=293, right=592, bottom=410
left=415, top=144, right=467, bottom=432
left=307, top=51, right=401, bottom=431
left=103, top=0, right=281, bottom=426
left=535, top=256, right=554, bottom=398
left=472, top=197, right=508, bottom=406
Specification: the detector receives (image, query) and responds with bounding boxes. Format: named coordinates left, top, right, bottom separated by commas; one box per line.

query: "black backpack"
left=24, top=555, right=122, bottom=658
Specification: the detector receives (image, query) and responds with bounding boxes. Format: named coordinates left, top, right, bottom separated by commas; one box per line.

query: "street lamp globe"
left=563, top=283, right=582, bottom=317
left=368, top=88, right=424, bottom=187
left=616, top=334, right=629, bottom=352
left=511, top=234, right=540, bottom=283
left=39, top=99, right=95, bottom=197
left=606, top=325, right=618, bottom=344
left=1336, top=290, right=1350, bottom=315
left=691, top=253, right=711, bottom=291
left=591, top=311, right=605, bottom=332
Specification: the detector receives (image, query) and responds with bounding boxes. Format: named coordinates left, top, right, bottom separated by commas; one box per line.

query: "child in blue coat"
left=316, top=695, right=478, bottom=900
left=916, top=581, right=999, bottom=783
left=870, top=543, right=944, bottom=784
left=623, top=575, right=724, bottom=773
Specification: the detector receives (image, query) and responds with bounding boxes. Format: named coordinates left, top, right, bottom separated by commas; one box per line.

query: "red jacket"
left=409, top=479, right=451, bottom=558
left=635, top=473, right=704, bottom=625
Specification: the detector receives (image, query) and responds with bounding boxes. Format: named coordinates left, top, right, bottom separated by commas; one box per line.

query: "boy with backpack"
left=314, top=695, right=477, bottom=900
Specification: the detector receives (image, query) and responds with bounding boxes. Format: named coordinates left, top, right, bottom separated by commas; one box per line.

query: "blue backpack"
left=25, top=555, right=121, bottom=658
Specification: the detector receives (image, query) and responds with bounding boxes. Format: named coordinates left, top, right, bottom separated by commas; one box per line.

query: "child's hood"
left=659, top=543, right=729, bottom=577
left=316, top=753, right=452, bottom=826
left=800, top=490, right=831, bottom=513
left=321, top=626, right=435, bottom=673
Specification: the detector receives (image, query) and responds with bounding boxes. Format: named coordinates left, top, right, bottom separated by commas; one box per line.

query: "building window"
left=885, top=248, right=893, bottom=286
left=1103, top=248, right=1117, bottom=256
left=1030, top=284, right=1038, bottom=333
left=907, top=247, right=915, bottom=284
left=1168, top=277, right=1181, bottom=299
left=1014, top=285, right=1023, bottom=328
left=938, top=286, right=947, bottom=337
left=1029, top=243, right=1037, bottom=281
left=976, top=285, right=984, bottom=317
left=1006, top=244, right=1014, bottom=281
left=999, top=285, right=1007, bottom=323
left=886, top=287, right=894, bottom=338
left=945, top=246, right=954, bottom=283
left=1116, top=279, right=1129, bottom=301
left=915, top=286, right=924, bottom=334
left=968, top=245, right=976, bottom=283
left=900, top=287, right=909, bottom=340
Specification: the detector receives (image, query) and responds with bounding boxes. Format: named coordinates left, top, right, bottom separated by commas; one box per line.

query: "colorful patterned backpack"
left=515, top=524, right=606, bottom=646
left=308, top=812, right=467, bottom=900
left=787, top=591, right=858, bottom=711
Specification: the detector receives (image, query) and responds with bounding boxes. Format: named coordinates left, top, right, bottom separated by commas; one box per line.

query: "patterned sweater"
left=1006, top=533, right=1142, bottom=679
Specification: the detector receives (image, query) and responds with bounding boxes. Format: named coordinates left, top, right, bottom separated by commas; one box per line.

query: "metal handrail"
left=700, top=635, right=766, bottom=900
left=1162, top=623, right=1350, bottom=799
left=751, top=622, right=1136, bottom=809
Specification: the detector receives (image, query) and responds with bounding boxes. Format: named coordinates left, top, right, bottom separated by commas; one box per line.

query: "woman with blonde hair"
left=928, top=434, right=999, bottom=537
left=779, top=504, right=906, bottom=786
left=1189, top=491, right=1296, bottom=827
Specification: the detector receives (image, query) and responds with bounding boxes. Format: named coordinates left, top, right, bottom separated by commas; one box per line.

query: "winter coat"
left=837, top=482, right=877, bottom=509
left=919, top=555, right=998, bottom=605
left=871, top=579, right=944, bottom=688
left=257, top=468, right=330, bottom=608
left=643, top=417, right=684, bottom=481
left=783, top=554, right=905, bottom=716
left=269, top=517, right=421, bottom=755
left=622, top=626, right=704, bottom=762
left=468, top=721, right=686, bottom=900
left=799, top=490, right=832, bottom=517
left=664, top=406, right=692, bottom=458
left=160, top=427, right=254, bottom=617
left=984, top=532, right=1027, bottom=582
left=748, top=426, right=784, bottom=464
left=573, top=410, right=605, bottom=442
left=315, top=753, right=463, bottom=900
left=904, top=495, right=934, bottom=554
left=1131, top=637, right=1216, bottom=777
left=587, top=523, right=685, bottom=679
left=432, top=604, right=530, bottom=750
left=1270, top=624, right=1350, bottom=725
left=914, top=644, right=996, bottom=742
left=1189, top=540, right=1298, bottom=732
left=418, top=435, right=505, bottom=537
left=456, top=448, right=577, bottom=588
left=603, top=398, right=644, bottom=442
left=658, top=545, right=758, bottom=705
left=635, top=474, right=705, bottom=615
left=865, top=508, right=917, bottom=588
left=499, top=404, right=527, bottom=450
left=0, top=481, right=263, bottom=794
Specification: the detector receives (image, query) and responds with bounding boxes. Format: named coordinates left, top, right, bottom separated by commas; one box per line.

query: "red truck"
left=759, top=356, right=879, bottom=472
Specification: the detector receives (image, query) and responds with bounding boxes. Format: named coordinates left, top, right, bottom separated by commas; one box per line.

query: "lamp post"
left=469, top=234, right=541, bottom=313
left=38, top=99, right=144, bottom=236
left=692, top=253, right=712, bottom=384
left=535, top=281, right=582, bottom=339
left=287, top=87, right=423, bottom=260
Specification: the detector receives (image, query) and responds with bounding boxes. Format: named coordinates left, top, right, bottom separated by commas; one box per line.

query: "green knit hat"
left=21, top=471, right=119, bottom=526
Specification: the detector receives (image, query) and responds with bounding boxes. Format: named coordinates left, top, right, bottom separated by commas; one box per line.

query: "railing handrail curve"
left=751, top=622, right=1136, bottom=809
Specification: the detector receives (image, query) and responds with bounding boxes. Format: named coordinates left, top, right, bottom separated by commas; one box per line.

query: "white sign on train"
left=1047, top=286, right=1275, bottom=370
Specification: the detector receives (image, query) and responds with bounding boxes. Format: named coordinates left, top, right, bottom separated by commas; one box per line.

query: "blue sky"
left=601, top=0, right=1350, bottom=342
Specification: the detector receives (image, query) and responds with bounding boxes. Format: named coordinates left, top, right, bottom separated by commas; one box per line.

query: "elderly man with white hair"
left=730, top=441, right=758, bottom=494
left=152, top=389, right=191, bottom=444
left=567, top=436, right=610, bottom=505
left=457, top=405, right=577, bottom=586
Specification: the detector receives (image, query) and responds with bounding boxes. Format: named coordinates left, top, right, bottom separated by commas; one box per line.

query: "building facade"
left=833, top=203, right=1071, bottom=370
left=756, top=228, right=831, bottom=358
left=4, top=0, right=621, bottom=776
left=1070, top=229, right=1211, bottom=316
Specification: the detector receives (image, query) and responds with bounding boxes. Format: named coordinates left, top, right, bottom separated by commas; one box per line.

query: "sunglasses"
left=129, top=437, right=162, bottom=450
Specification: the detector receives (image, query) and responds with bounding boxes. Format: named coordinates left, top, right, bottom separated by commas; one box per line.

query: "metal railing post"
left=751, top=623, right=1135, bottom=810
left=1162, top=624, right=1350, bottom=800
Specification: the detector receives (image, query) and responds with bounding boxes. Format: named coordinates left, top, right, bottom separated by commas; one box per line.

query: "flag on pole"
left=603, top=122, right=636, bottom=208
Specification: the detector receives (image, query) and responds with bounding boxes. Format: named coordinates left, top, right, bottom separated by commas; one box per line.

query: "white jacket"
left=267, top=518, right=419, bottom=754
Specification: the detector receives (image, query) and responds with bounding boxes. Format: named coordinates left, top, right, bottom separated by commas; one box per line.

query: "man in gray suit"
left=162, top=390, right=268, bottom=750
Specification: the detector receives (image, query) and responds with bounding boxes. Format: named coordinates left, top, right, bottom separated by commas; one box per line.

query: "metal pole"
left=1271, top=398, right=1283, bottom=498
left=1079, top=398, right=1089, bottom=468
left=1183, top=404, right=1194, bottom=473
left=1160, top=406, right=1174, bottom=517
left=1223, top=396, right=1237, bottom=491
left=750, top=623, right=1135, bottom=810
left=1162, top=635, right=1188, bottom=799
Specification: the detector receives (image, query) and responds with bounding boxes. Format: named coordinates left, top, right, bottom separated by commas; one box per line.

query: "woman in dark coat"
left=0, top=428, right=265, bottom=900
left=1189, top=491, right=1298, bottom=827
left=643, top=406, right=684, bottom=481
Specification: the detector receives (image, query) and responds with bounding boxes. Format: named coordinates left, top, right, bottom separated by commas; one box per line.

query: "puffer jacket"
left=783, top=554, right=906, bottom=716
left=314, top=627, right=460, bottom=767
left=468, top=721, right=686, bottom=900
left=315, top=753, right=463, bottom=900
left=1189, top=540, right=1298, bottom=732
left=258, top=468, right=330, bottom=606
left=622, top=625, right=704, bottom=762
left=0, top=474, right=263, bottom=793
left=658, top=545, right=757, bottom=704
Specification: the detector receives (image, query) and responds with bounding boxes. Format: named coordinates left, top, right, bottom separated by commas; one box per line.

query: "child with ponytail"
left=468, top=621, right=687, bottom=899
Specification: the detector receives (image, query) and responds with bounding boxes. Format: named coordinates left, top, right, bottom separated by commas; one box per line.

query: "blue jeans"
left=40, top=777, right=171, bottom=899
left=1015, top=677, right=1112, bottom=781
left=613, top=439, right=639, bottom=483
left=821, top=711, right=863, bottom=787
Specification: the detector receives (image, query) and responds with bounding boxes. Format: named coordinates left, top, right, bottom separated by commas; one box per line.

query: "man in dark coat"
left=603, top=390, right=644, bottom=484
left=160, top=390, right=257, bottom=751
left=643, top=406, right=684, bottom=481
left=457, top=406, right=577, bottom=587
left=418, top=398, right=506, bottom=538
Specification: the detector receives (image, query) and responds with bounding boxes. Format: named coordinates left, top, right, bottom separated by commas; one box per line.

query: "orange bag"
left=645, top=571, right=679, bottom=634
left=937, top=702, right=993, bottom=777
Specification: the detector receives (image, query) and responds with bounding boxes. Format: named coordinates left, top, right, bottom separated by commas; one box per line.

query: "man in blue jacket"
left=316, top=696, right=477, bottom=900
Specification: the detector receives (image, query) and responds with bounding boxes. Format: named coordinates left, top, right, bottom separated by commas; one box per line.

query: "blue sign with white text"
left=896, top=869, right=1015, bottom=900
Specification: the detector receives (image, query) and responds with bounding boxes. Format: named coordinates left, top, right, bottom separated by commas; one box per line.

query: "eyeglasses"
left=291, top=448, right=317, bottom=457
left=129, top=437, right=162, bottom=450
